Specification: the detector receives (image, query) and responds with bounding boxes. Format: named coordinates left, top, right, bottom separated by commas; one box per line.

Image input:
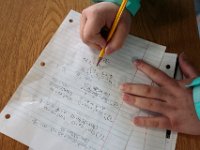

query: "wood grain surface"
left=0, top=0, right=200, bottom=150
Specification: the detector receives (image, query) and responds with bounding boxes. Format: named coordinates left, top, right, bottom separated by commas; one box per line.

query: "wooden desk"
left=0, top=0, right=200, bottom=150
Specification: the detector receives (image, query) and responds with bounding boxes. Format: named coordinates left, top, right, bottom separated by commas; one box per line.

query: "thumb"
left=179, top=52, right=199, bottom=79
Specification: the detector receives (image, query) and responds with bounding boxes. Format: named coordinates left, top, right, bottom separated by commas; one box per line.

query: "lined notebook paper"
left=0, top=10, right=177, bottom=150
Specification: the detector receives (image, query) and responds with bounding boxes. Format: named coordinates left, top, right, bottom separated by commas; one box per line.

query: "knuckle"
left=144, top=86, right=152, bottom=95
left=86, top=8, right=98, bottom=17
left=143, top=120, right=148, bottom=126
left=151, top=68, right=160, bottom=76
left=121, top=22, right=129, bottom=32
left=82, top=7, right=98, bottom=18
left=147, top=101, right=160, bottom=111
left=115, top=43, right=123, bottom=49
left=82, top=9, right=86, bottom=15
left=145, top=100, right=163, bottom=113
left=82, top=36, right=89, bottom=44
left=133, top=97, right=139, bottom=106
left=170, top=105, right=178, bottom=112
left=83, top=32, right=93, bottom=42
left=170, top=79, right=179, bottom=87
left=147, top=101, right=154, bottom=108
left=127, top=85, right=134, bottom=93
left=151, top=120, right=160, bottom=128
left=109, top=42, right=123, bottom=51
left=170, top=117, right=181, bottom=131
left=137, top=61, right=145, bottom=69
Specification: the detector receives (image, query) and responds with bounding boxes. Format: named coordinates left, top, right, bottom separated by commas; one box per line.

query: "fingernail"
left=131, top=57, right=138, bottom=63
left=121, top=93, right=127, bottom=100
left=122, top=93, right=126, bottom=99
left=105, top=46, right=112, bottom=55
left=181, top=52, right=187, bottom=60
left=119, top=84, right=124, bottom=90
left=102, top=42, right=106, bottom=48
left=134, top=59, right=142, bottom=67
left=105, top=51, right=109, bottom=55
left=122, top=94, right=131, bottom=103
left=105, top=47, right=109, bottom=55
left=133, top=117, right=140, bottom=125
left=119, top=84, right=125, bottom=91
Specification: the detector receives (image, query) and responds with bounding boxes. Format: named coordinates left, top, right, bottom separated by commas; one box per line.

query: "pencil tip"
left=96, top=58, right=102, bottom=66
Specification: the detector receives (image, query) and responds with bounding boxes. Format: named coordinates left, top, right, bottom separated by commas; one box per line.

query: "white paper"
left=0, top=10, right=177, bottom=150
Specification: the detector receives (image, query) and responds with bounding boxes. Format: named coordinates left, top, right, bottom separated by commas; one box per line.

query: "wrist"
left=186, top=77, right=200, bottom=120
left=92, top=0, right=141, bottom=16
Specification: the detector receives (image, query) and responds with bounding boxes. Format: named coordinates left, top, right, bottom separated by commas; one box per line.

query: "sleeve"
left=186, top=77, right=200, bottom=120
left=92, top=0, right=141, bottom=16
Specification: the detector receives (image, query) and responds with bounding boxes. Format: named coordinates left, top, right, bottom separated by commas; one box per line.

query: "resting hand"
left=120, top=53, right=200, bottom=135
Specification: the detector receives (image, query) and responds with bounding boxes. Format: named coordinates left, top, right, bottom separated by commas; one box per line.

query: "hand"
left=120, top=53, right=200, bottom=135
left=80, top=2, right=132, bottom=54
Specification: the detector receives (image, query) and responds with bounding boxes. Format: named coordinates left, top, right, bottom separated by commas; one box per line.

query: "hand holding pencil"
left=80, top=1, right=132, bottom=64
left=96, top=0, right=128, bottom=66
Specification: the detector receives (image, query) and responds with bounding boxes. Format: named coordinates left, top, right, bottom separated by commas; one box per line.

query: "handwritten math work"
left=0, top=10, right=177, bottom=150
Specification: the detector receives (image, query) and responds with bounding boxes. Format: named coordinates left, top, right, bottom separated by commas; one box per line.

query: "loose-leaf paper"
left=0, top=10, right=177, bottom=150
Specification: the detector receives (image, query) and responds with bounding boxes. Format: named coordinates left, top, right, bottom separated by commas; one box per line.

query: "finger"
left=80, top=14, right=103, bottom=50
left=122, top=93, right=171, bottom=115
left=179, top=52, right=199, bottom=78
left=178, top=78, right=194, bottom=87
left=93, top=34, right=107, bottom=49
left=105, top=21, right=129, bottom=54
left=133, top=116, right=171, bottom=129
left=83, top=17, right=106, bottom=48
left=87, top=42, right=102, bottom=51
left=80, top=13, right=87, bottom=41
left=82, top=29, right=102, bottom=50
left=120, top=83, right=171, bottom=101
left=134, top=60, right=176, bottom=86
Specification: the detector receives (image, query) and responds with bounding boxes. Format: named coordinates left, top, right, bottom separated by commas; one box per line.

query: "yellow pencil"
left=96, top=0, right=128, bottom=66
